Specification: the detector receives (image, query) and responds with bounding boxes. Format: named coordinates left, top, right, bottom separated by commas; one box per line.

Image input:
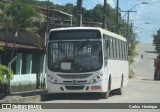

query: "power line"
left=82, top=3, right=89, bottom=9
left=85, top=0, right=95, bottom=8
left=113, top=0, right=116, bottom=6
left=96, top=0, right=103, bottom=5
left=148, top=3, right=160, bottom=9
left=147, top=1, right=160, bottom=4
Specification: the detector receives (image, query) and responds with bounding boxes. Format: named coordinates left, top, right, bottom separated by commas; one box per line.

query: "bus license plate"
left=91, top=86, right=101, bottom=90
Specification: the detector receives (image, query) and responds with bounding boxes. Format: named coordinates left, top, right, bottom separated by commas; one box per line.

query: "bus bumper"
left=47, top=79, right=108, bottom=93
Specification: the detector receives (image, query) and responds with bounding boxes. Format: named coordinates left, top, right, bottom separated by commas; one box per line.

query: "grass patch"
left=129, top=67, right=135, bottom=78
left=128, top=56, right=134, bottom=65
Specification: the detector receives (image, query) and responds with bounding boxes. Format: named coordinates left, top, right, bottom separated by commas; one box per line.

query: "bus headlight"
left=49, top=76, right=60, bottom=84
left=89, top=74, right=103, bottom=83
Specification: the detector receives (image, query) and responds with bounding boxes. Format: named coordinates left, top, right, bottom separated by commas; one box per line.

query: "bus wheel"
left=101, top=80, right=110, bottom=99
left=116, top=77, right=123, bottom=95
left=101, top=91, right=109, bottom=99
left=116, top=86, right=123, bottom=95
left=154, top=71, right=157, bottom=80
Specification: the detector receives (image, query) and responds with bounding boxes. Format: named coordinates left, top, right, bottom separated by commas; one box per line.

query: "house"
left=0, top=1, right=102, bottom=94
left=0, top=2, right=73, bottom=93
left=0, top=29, right=46, bottom=93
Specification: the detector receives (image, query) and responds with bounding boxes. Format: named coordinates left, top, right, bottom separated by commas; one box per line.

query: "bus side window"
left=107, top=37, right=110, bottom=59
left=126, top=43, right=129, bottom=60
left=103, top=40, right=107, bottom=59
left=122, top=42, right=125, bottom=60
left=120, top=41, right=123, bottom=60
left=114, top=38, right=117, bottom=59
left=103, top=35, right=109, bottom=59
left=115, top=39, right=118, bottom=59
left=122, top=42, right=124, bottom=60
left=117, top=39, right=120, bottom=60
left=110, top=38, right=113, bottom=59
left=112, top=38, right=115, bottom=59
left=119, top=41, right=122, bottom=60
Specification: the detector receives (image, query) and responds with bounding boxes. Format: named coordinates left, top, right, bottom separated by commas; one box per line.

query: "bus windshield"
left=48, top=41, right=103, bottom=73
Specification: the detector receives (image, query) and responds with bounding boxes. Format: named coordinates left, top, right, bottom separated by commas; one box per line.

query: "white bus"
left=46, top=27, right=128, bottom=99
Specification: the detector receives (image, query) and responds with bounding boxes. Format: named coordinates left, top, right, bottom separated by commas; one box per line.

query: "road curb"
left=0, top=95, right=41, bottom=103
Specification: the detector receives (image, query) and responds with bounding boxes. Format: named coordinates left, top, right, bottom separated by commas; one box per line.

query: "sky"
left=41, top=0, right=160, bottom=44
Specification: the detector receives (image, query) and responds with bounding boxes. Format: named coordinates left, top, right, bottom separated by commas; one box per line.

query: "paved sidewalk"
left=0, top=89, right=47, bottom=103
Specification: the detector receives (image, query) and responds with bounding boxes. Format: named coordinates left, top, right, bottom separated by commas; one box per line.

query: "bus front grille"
left=65, top=86, right=84, bottom=90
left=63, top=80, right=87, bottom=84
left=57, top=74, right=92, bottom=79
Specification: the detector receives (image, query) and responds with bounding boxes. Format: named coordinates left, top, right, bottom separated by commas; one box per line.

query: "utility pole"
left=47, top=0, right=49, bottom=24
left=102, top=0, right=107, bottom=29
left=127, top=11, right=130, bottom=39
left=121, top=10, right=136, bottom=38
left=76, top=0, right=83, bottom=27
left=116, top=0, right=119, bottom=33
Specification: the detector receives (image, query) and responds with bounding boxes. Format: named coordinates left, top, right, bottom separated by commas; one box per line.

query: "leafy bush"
left=0, top=65, right=14, bottom=85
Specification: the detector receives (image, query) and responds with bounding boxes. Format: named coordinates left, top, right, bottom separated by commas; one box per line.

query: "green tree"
left=92, top=4, right=103, bottom=22
left=153, top=29, right=160, bottom=46
left=0, top=0, right=42, bottom=60
left=0, top=45, right=13, bottom=85
left=0, top=46, right=3, bottom=50
left=83, top=9, right=94, bottom=22
left=0, top=65, right=13, bottom=85
left=63, top=3, right=76, bottom=15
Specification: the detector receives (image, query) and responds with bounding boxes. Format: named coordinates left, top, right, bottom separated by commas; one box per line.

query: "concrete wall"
left=9, top=53, right=46, bottom=93
left=10, top=74, right=36, bottom=93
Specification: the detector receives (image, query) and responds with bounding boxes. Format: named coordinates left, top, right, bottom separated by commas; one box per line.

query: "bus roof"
left=100, top=28, right=127, bottom=41
left=49, top=27, right=127, bottom=41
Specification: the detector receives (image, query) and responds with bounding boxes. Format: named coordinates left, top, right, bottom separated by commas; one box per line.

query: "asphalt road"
left=41, top=43, right=160, bottom=104
left=131, top=43, right=158, bottom=79
left=2, top=43, right=160, bottom=112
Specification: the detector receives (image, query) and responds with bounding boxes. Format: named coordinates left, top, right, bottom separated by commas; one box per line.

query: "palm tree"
left=0, top=62, right=13, bottom=95
left=0, top=45, right=13, bottom=90
left=0, top=0, right=43, bottom=60
left=0, top=0, right=42, bottom=94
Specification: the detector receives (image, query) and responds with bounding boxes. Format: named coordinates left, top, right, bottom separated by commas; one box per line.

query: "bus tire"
left=154, top=71, right=157, bottom=80
left=116, top=87, right=123, bottom=95
left=116, top=76, right=123, bottom=95
left=101, top=78, right=110, bottom=99
left=101, top=91, right=109, bottom=99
